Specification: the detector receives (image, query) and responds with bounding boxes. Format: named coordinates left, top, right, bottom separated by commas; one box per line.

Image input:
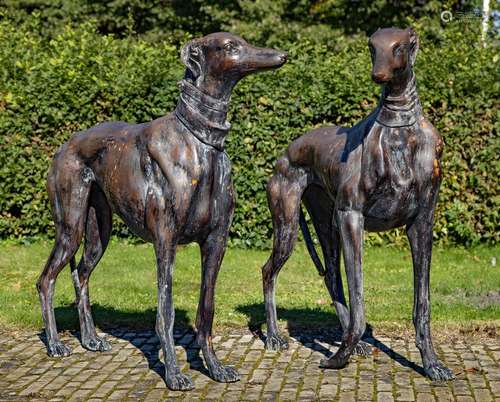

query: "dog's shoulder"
left=144, top=113, right=199, bottom=179
left=143, top=113, right=174, bottom=134
left=418, top=116, right=443, bottom=159
left=142, top=113, right=179, bottom=149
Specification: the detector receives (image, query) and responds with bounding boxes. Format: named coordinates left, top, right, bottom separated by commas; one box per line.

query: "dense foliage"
left=0, top=0, right=487, bottom=46
left=0, top=2, right=498, bottom=248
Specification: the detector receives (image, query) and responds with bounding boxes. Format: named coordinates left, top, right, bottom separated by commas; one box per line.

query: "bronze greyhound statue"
left=36, top=32, right=287, bottom=390
left=261, top=27, right=454, bottom=381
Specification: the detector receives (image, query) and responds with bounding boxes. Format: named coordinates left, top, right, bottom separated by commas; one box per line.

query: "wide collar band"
left=376, top=74, right=423, bottom=128
left=174, top=80, right=230, bottom=151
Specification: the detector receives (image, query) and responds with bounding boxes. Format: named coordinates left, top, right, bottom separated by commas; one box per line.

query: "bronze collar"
left=174, top=80, right=231, bottom=151
left=376, top=74, right=423, bottom=128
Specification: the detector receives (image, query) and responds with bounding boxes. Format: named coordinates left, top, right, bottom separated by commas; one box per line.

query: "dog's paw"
left=82, top=336, right=112, bottom=352
left=319, top=355, right=349, bottom=369
left=353, top=340, right=372, bottom=357
left=209, top=363, right=240, bottom=383
left=425, top=361, right=455, bottom=382
left=165, top=372, right=194, bottom=391
left=47, top=341, right=72, bottom=357
left=265, top=333, right=289, bottom=351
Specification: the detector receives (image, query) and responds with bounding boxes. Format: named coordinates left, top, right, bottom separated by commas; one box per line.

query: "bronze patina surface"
left=261, top=28, right=454, bottom=382
left=36, top=32, right=287, bottom=391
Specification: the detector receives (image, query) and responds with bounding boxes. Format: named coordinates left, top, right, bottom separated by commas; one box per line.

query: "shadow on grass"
left=236, top=302, right=426, bottom=377
left=37, top=304, right=209, bottom=384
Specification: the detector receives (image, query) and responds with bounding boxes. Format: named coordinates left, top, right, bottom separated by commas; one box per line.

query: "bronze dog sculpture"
left=36, top=32, right=287, bottom=390
left=261, top=27, right=454, bottom=381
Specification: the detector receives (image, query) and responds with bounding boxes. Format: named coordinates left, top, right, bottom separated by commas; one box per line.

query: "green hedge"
left=0, top=16, right=498, bottom=248
left=0, top=1, right=470, bottom=43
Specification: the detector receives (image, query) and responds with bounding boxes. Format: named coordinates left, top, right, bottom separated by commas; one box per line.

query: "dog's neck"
left=376, top=71, right=423, bottom=128
left=174, top=79, right=231, bottom=151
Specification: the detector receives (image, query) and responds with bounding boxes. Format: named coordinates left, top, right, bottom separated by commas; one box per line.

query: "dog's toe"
left=165, top=372, right=194, bottom=391
left=47, top=341, right=72, bottom=358
left=319, top=355, right=349, bottom=369
left=82, top=336, right=112, bottom=352
left=354, top=340, right=372, bottom=357
left=425, top=362, right=455, bottom=382
left=209, top=363, right=240, bottom=383
left=265, top=333, right=289, bottom=351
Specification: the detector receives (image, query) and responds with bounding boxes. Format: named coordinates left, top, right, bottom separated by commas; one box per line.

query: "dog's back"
left=50, top=120, right=140, bottom=180
left=48, top=120, right=144, bottom=196
left=281, top=110, right=376, bottom=192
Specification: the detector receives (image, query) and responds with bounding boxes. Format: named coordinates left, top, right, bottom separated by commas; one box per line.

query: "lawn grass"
left=0, top=240, right=498, bottom=335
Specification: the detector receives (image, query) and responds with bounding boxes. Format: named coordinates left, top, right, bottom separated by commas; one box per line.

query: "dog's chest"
left=180, top=149, right=234, bottom=241
left=361, top=124, right=420, bottom=229
left=380, top=126, right=416, bottom=186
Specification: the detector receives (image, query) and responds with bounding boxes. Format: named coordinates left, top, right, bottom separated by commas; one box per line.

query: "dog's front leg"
left=154, top=236, right=194, bottom=391
left=321, top=228, right=372, bottom=357
left=195, top=230, right=240, bottom=383
left=320, top=209, right=365, bottom=369
left=407, top=207, right=454, bottom=381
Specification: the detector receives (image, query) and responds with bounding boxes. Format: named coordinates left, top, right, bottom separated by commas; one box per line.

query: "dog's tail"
left=69, top=256, right=82, bottom=297
left=69, top=256, right=76, bottom=271
left=299, top=207, right=326, bottom=276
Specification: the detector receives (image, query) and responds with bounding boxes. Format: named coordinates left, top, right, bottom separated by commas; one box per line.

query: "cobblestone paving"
left=0, top=328, right=498, bottom=401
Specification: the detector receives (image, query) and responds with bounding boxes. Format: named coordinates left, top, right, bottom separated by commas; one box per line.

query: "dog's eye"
left=393, top=44, right=404, bottom=56
left=224, top=42, right=237, bottom=53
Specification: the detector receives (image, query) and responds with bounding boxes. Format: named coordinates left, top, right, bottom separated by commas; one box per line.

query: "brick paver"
left=0, top=329, right=498, bottom=401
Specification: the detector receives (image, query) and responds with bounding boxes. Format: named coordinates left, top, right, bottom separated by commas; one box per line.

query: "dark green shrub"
left=0, top=15, right=498, bottom=248
left=0, top=0, right=482, bottom=45
left=0, top=19, right=182, bottom=239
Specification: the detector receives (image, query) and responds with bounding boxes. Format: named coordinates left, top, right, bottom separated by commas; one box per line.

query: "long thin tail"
left=69, top=256, right=82, bottom=298
left=69, top=256, right=76, bottom=271
left=299, top=207, right=325, bottom=276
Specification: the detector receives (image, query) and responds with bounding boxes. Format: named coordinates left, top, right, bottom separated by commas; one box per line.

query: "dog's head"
left=180, top=32, right=287, bottom=93
left=368, top=27, right=419, bottom=85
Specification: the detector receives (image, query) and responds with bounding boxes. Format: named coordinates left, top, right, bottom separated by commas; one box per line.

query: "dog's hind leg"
left=71, top=184, right=112, bottom=352
left=302, top=187, right=371, bottom=356
left=262, top=159, right=308, bottom=351
left=37, top=162, right=92, bottom=357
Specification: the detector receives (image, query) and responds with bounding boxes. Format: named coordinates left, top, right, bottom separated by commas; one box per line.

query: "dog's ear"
left=407, top=27, right=419, bottom=66
left=181, top=39, right=204, bottom=84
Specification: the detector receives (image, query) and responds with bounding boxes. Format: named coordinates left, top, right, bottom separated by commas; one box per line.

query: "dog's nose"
left=279, top=52, right=288, bottom=62
left=372, top=71, right=390, bottom=83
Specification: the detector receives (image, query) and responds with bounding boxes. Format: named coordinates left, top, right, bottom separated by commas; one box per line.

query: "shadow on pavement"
left=37, top=304, right=209, bottom=385
left=236, top=302, right=426, bottom=377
